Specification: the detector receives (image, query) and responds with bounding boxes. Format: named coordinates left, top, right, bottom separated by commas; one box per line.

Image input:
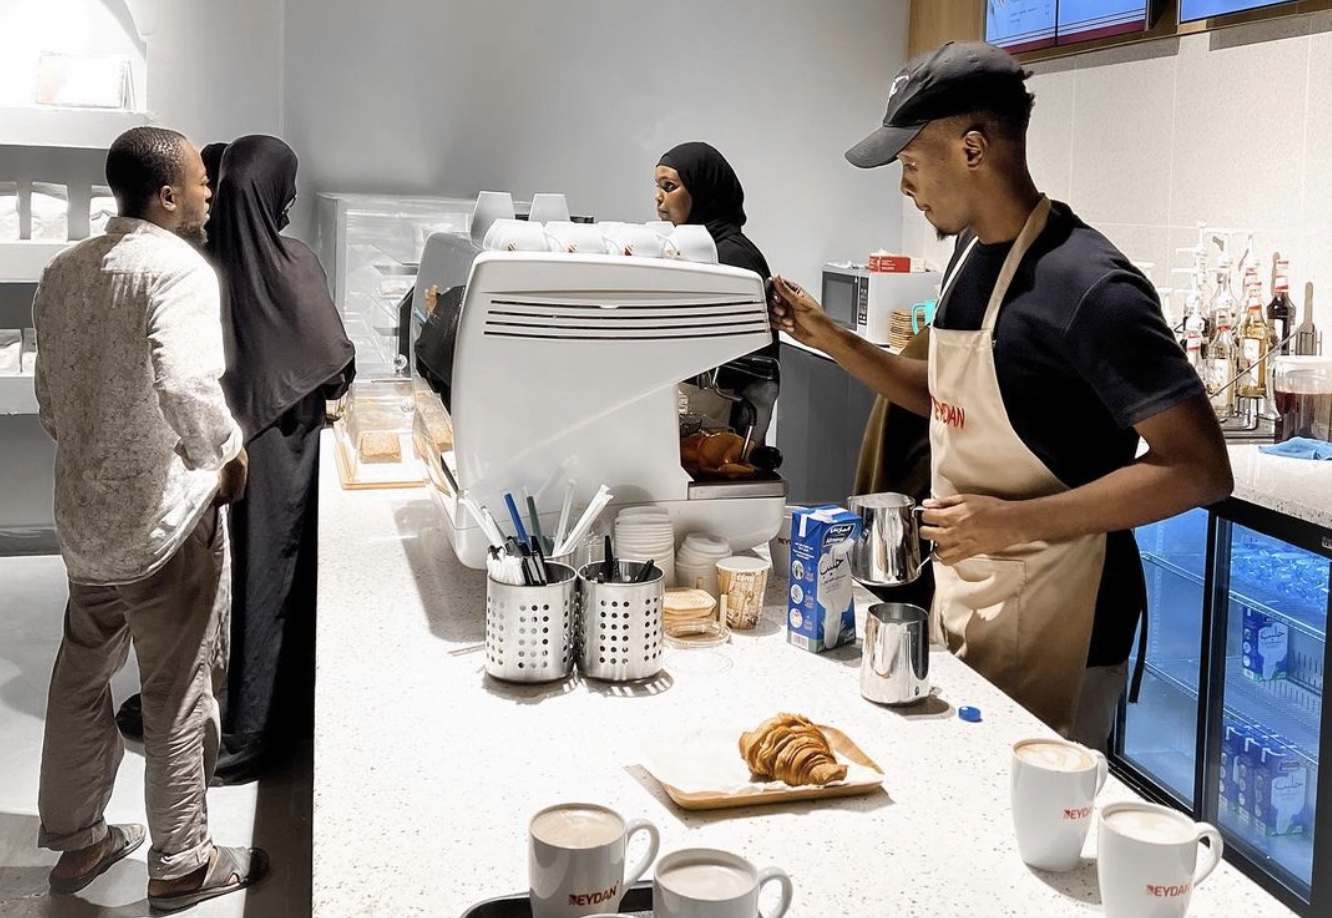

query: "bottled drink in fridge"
left=1207, top=311, right=1237, bottom=420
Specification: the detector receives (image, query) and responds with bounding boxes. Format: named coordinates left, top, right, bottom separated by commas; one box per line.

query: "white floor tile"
left=0, top=555, right=311, bottom=917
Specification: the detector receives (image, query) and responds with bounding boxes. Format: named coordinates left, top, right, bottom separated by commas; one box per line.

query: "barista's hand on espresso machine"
left=768, top=275, right=842, bottom=351
left=920, top=494, right=1026, bottom=564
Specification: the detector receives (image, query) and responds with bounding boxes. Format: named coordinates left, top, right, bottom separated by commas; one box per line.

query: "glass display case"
left=1115, top=501, right=1330, bottom=916
left=314, top=193, right=475, bottom=378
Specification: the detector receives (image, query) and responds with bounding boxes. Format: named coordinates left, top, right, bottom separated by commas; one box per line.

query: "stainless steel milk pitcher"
left=860, top=602, right=930, bottom=705
left=846, top=492, right=929, bottom=587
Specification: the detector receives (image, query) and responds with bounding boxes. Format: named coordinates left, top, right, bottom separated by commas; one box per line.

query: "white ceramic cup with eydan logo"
left=1010, top=737, right=1108, bottom=871
left=528, top=803, right=660, bottom=918
left=1098, top=802, right=1223, bottom=918
left=653, top=848, right=793, bottom=918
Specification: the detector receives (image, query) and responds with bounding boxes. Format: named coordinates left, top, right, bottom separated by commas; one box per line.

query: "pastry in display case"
left=333, top=377, right=426, bottom=489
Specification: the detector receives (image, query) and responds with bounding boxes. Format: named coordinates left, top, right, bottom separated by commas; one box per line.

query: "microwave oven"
left=820, top=263, right=869, bottom=331
left=821, top=263, right=941, bottom=344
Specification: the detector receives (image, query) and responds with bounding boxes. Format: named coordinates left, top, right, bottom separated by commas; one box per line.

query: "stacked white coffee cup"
left=674, top=534, right=731, bottom=594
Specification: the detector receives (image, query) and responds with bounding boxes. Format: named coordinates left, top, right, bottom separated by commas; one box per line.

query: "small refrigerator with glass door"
left=1114, top=500, right=1330, bottom=916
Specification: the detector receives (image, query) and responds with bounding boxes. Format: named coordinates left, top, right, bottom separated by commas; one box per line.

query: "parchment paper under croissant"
left=738, top=713, right=849, bottom=787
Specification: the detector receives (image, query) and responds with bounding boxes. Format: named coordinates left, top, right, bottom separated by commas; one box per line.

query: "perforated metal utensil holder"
left=577, top=561, right=665, bottom=682
left=484, top=562, right=576, bottom=682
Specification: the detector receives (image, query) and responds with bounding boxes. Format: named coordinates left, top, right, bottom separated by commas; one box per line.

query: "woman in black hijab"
left=201, top=142, right=228, bottom=196
left=207, top=134, right=355, bottom=783
left=656, top=142, right=779, bottom=443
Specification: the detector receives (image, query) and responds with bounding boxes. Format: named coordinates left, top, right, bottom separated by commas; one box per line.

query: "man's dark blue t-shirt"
left=934, top=201, right=1205, bottom=666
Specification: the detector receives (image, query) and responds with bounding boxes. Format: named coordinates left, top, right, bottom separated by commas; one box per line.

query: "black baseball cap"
left=845, top=41, right=1030, bottom=169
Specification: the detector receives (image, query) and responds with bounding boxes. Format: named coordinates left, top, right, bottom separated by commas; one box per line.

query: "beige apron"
left=927, top=196, right=1106, bottom=736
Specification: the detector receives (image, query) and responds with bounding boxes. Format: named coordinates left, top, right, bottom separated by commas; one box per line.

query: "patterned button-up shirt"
left=33, top=217, right=242, bottom=584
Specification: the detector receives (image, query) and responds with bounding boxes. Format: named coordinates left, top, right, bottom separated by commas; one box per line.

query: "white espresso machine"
left=417, top=233, right=786, bottom=570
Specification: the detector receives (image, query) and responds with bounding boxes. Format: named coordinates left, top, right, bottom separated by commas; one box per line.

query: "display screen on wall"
left=1057, top=0, right=1151, bottom=44
left=985, top=1, right=1058, bottom=53
left=987, top=1, right=1151, bottom=52
left=1179, top=0, right=1294, bottom=22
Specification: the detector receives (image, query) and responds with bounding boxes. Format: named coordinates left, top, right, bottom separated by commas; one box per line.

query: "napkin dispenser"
left=427, top=246, right=787, bottom=569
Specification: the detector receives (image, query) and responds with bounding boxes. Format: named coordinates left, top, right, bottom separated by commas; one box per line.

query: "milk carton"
left=1235, top=731, right=1272, bottom=826
left=1242, top=609, right=1288, bottom=682
left=787, top=505, right=861, bottom=653
left=1220, top=721, right=1252, bottom=810
left=1253, top=741, right=1309, bottom=836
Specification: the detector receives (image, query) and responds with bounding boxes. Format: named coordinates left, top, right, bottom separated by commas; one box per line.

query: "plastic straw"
left=460, top=491, right=504, bottom=548
left=553, top=484, right=613, bottom=558
left=504, top=492, right=530, bottom=546
left=524, top=490, right=547, bottom=554
left=554, top=480, right=576, bottom=549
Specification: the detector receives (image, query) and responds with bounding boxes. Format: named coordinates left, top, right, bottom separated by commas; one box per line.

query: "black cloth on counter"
left=934, top=201, right=1202, bottom=667
left=208, top=134, right=354, bottom=441
left=218, top=388, right=325, bottom=780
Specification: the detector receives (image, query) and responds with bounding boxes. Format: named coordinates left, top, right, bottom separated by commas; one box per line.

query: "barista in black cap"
left=770, top=42, right=1231, bottom=748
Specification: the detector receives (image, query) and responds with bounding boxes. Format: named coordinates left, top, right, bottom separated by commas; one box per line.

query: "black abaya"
left=207, top=135, right=354, bottom=781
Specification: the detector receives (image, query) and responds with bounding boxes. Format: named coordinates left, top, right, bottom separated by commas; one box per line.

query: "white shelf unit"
left=0, top=374, right=38, bottom=416
left=0, top=107, right=150, bottom=150
left=0, top=241, right=69, bottom=284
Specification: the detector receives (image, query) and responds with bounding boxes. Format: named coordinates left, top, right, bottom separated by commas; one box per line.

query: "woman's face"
left=654, top=165, right=692, bottom=225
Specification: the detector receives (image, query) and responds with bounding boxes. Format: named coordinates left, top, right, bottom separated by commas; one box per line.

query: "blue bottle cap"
left=958, top=705, right=982, bottom=723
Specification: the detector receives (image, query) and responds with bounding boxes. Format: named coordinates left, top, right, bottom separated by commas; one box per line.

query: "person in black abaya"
left=201, top=142, right=227, bottom=195
left=655, top=142, right=779, bottom=443
left=206, top=135, right=355, bottom=784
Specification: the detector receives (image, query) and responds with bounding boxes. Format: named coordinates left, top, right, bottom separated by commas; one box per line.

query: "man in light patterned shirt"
left=32, top=126, right=267, bottom=910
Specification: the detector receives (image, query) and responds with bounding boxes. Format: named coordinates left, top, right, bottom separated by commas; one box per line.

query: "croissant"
left=738, top=713, right=848, bottom=787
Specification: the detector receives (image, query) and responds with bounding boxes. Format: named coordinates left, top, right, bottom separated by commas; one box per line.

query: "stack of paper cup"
left=613, top=507, right=675, bottom=586
left=674, top=534, right=731, bottom=594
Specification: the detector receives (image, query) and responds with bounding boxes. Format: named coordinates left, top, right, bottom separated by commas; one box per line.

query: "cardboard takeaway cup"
left=716, top=556, right=771, bottom=630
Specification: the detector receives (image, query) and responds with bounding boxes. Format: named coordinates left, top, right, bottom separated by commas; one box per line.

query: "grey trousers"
left=38, top=507, right=230, bottom=881
left=1071, top=661, right=1130, bottom=752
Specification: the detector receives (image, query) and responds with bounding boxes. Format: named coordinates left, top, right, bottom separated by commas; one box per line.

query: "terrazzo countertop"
left=1227, top=444, right=1332, bottom=530
left=313, top=431, right=1296, bottom=918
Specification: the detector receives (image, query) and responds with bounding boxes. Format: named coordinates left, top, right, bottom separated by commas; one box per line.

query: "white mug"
left=653, top=848, right=792, bottom=918
left=1010, top=737, right=1107, bottom=872
left=1098, top=802, right=1223, bottom=918
left=667, top=225, right=717, bottom=264
left=484, top=218, right=549, bottom=252
left=545, top=221, right=609, bottom=255
left=604, top=223, right=665, bottom=258
left=528, top=802, right=660, bottom=918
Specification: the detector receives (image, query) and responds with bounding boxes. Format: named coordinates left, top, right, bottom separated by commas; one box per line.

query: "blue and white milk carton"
left=1220, top=721, right=1252, bottom=810
left=1254, top=741, right=1309, bottom=837
left=1242, top=608, right=1289, bottom=682
left=786, top=505, right=861, bottom=653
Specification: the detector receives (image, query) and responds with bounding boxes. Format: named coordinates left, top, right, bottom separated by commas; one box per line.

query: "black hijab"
left=201, top=142, right=227, bottom=195
left=657, top=142, right=770, bottom=280
left=208, top=135, right=354, bottom=441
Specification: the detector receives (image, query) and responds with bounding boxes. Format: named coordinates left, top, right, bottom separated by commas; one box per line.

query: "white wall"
left=902, top=11, right=1332, bottom=331
left=281, top=0, right=911, bottom=289
left=142, top=0, right=284, bottom=144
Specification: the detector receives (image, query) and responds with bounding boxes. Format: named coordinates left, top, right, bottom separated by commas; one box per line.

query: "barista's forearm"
left=1010, top=452, right=1232, bottom=545
left=819, top=326, right=931, bottom=417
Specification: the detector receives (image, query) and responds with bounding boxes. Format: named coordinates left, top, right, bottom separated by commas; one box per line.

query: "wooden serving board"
left=652, top=725, right=885, bottom=811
